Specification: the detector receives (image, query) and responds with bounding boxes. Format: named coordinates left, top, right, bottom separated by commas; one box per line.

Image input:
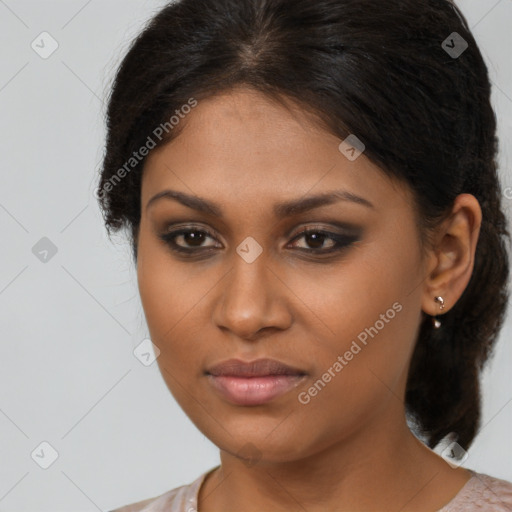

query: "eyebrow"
left=145, top=188, right=374, bottom=218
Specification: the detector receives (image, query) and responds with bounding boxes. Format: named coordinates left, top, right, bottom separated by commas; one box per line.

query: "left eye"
left=287, top=230, right=355, bottom=252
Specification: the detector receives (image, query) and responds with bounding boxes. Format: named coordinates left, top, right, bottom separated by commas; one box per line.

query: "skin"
left=136, top=85, right=482, bottom=512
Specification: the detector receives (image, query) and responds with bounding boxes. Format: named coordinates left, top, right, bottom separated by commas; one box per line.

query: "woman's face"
left=137, top=86, right=429, bottom=464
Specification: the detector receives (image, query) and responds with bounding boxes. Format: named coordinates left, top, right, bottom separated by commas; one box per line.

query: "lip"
left=205, top=358, right=307, bottom=406
left=206, top=358, right=306, bottom=377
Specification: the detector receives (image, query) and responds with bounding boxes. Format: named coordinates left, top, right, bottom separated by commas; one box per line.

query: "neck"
left=199, top=404, right=469, bottom=512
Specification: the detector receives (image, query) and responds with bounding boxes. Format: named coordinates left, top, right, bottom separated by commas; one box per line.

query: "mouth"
left=205, top=358, right=307, bottom=406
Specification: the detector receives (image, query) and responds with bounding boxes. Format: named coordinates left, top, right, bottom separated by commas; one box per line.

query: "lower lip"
left=207, top=374, right=306, bottom=406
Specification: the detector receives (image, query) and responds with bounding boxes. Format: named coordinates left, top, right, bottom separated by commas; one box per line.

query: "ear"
left=421, top=193, right=482, bottom=318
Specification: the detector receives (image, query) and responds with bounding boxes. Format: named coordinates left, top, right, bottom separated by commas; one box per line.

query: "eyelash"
left=158, top=225, right=358, bottom=257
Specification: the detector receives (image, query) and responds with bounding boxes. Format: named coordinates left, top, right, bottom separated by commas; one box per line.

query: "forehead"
left=141, top=87, right=411, bottom=215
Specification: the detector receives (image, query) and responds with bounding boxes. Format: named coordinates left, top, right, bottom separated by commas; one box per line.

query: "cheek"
left=293, top=235, right=422, bottom=401
left=137, top=225, right=195, bottom=329
left=136, top=252, right=202, bottom=410
left=288, top=239, right=419, bottom=351
left=136, top=230, right=217, bottom=384
left=291, top=295, right=420, bottom=447
left=136, top=230, right=190, bottom=351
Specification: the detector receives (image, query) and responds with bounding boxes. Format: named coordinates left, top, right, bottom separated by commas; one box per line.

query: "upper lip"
left=206, top=358, right=307, bottom=377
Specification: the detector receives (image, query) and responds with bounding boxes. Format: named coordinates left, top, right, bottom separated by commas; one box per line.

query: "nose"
left=212, top=250, right=293, bottom=341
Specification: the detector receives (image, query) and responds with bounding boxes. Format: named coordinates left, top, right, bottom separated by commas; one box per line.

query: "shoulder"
left=108, top=468, right=214, bottom=512
left=440, top=471, right=512, bottom=511
left=108, top=485, right=185, bottom=512
left=471, top=473, right=512, bottom=505
left=108, top=493, right=162, bottom=512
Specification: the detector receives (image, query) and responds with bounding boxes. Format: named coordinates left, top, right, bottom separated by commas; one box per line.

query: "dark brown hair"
left=97, top=0, right=510, bottom=450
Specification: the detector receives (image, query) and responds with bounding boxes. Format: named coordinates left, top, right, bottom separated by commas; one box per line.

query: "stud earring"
left=432, top=296, right=445, bottom=328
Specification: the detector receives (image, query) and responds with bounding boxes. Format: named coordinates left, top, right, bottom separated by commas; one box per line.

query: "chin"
left=203, top=418, right=314, bottom=464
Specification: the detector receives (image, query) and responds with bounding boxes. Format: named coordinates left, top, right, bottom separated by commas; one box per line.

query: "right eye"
left=158, top=226, right=222, bottom=254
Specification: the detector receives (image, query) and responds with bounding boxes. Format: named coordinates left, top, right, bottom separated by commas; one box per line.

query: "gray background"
left=0, top=0, right=511, bottom=510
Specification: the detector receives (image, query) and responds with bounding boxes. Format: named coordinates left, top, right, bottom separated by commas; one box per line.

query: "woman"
left=98, top=0, right=512, bottom=510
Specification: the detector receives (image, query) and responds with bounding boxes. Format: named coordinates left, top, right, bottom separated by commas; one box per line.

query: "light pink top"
left=111, top=467, right=512, bottom=511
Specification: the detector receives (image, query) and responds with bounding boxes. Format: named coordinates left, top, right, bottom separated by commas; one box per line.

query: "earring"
left=432, top=296, right=445, bottom=328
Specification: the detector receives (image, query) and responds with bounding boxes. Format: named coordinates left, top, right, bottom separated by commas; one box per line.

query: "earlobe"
left=420, top=193, right=482, bottom=320
left=432, top=296, right=445, bottom=328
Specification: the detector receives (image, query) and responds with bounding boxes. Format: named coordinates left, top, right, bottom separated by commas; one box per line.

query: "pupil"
left=307, top=232, right=325, bottom=249
left=184, top=231, right=204, bottom=246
